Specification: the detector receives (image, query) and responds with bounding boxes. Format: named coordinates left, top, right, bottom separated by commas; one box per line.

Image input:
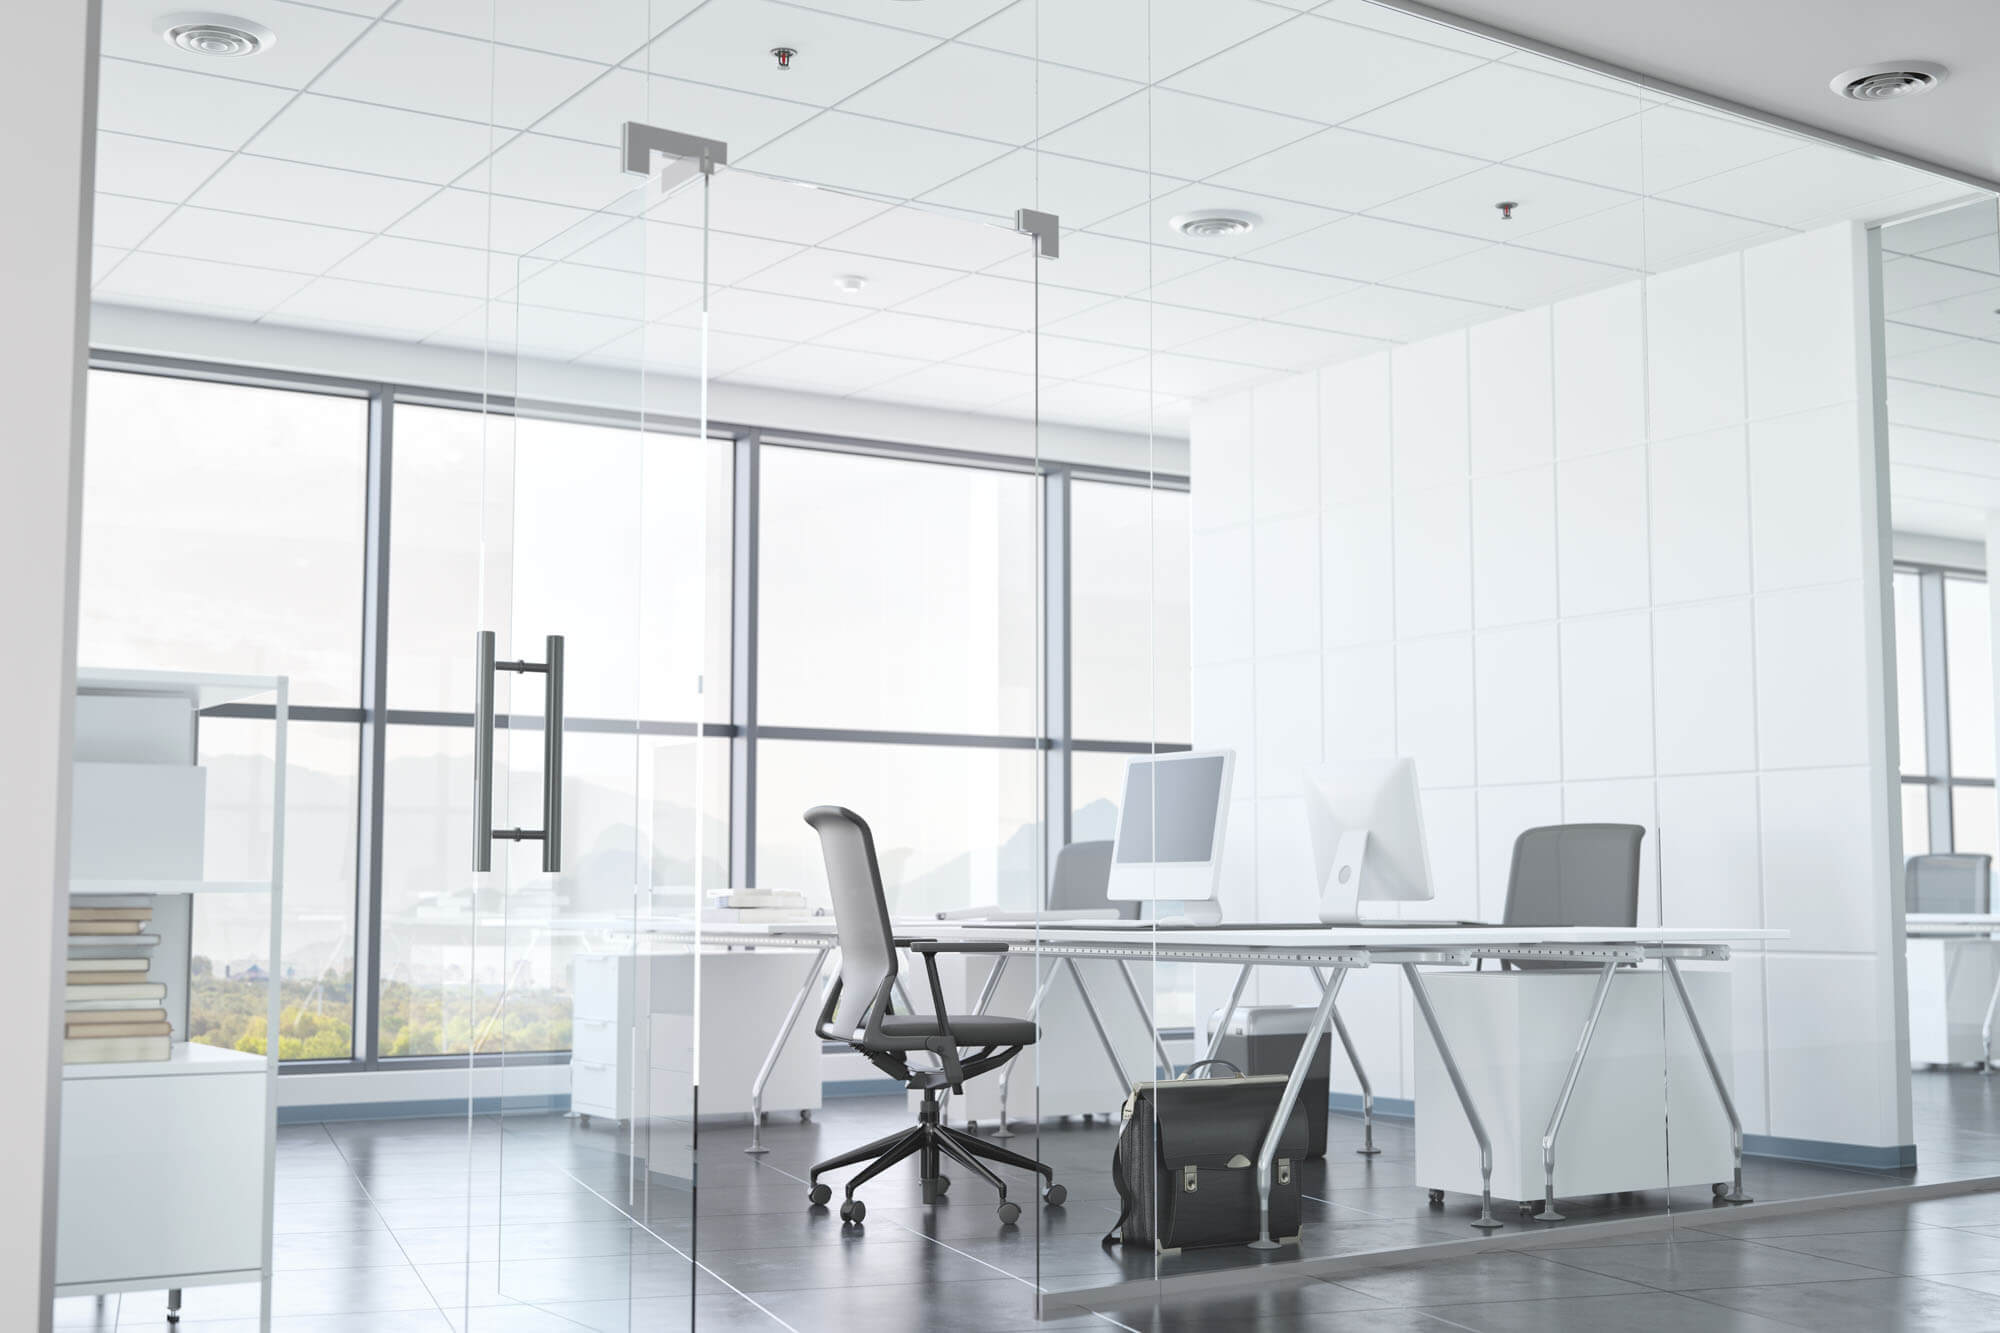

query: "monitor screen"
left=1115, top=755, right=1226, bottom=864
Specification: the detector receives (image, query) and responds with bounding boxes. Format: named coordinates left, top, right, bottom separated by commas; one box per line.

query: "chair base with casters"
left=806, top=1084, right=1066, bottom=1225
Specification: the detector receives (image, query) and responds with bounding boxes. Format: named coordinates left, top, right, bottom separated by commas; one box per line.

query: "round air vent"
left=156, top=12, right=276, bottom=56
left=1831, top=61, right=1945, bottom=101
left=1171, top=209, right=1260, bottom=240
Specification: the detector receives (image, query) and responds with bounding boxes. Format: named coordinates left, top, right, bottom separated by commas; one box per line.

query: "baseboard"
left=1330, top=1091, right=1415, bottom=1121
left=278, top=1093, right=570, bottom=1124
left=1744, top=1134, right=1918, bottom=1170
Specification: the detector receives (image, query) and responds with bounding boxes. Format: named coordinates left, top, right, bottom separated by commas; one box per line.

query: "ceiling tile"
left=1143, top=258, right=1356, bottom=319
left=1883, top=201, right=1997, bottom=258
left=778, top=0, right=1017, bottom=40
left=1396, top=242, right=1628, bottom=309
left=1281, top=282, right=1510, bottom=341
left=190, top=155, right=437, bottom=230
left=1345, top=60, right=1641, bottom=162
left=1087, top=351, right=1279, bottom=398
left=97, top=0, right=370, bottom=88
left=632, top=0, right=939, bottom=108
left=606, top=325, right=797, bottom=377
left=484, top=305, right=641, bottom=360
left=841, top=41, right=1136, bottom=145
left=97, top=60, right=294, bottom=151
left=511, top=259, right=702, bottom=320
left=480, top=132, right=640, bottom=211
left=1210, top=126, right=1482, bottom=214
left=1036, top=231, right=1215, bottom=298
left=1036, top=89, right=1320, bottom=183
left=1511, top=105, right=1801, bottom=196
left=268, top=276, right=482, bottom=339
left=816, top=310, right=1014, bottom=360
left=1884, top=322, right=1970, bottom=362
left=387, top=0, right=696, bottom=64
left=1520, top=198, right=1780, bottom=271
left=1175, top=319, right=1389, bottom=371
left=741, top=112, right=1010, bottom=199
left=561, top=220, right=801, bottom=286
left=1496, top=50, right=1663, bottom=102
left=1369, top=164, right=1631, bottom=243
left=92, top=194, right=176, bottom=249
left=529, top=68, right=817, bottom=157
left=93, top=251, right=313, bottom=318
left=673, top=286, right=866, bottom=341
left=329, top=235, right=524, bottom=297
left=916, top=148, right=1164, bottom=230
left=1661, top=144, right=1969, bottom=230
left=1312, top=1, right=1516, bottom=58
left=1887, top=379, right=2000, bottom=439
left=960, top=0, right=1292, bottom=83
left=315, top=23, right=604, bottom=128
left=736, top=246, right=958, bottom=308
left=143, top=206, right=372, bottom=274
left=866, top=362, right=1036, bottom=410
left=389, top=188, right=598, bottom=255
left=249, top=95, right=495, bottom=184
left=1091, top=182, right=1344, bottom=261
left=1031, top=379, right=1164, bottom=423
left=95, top=132, right=231, bottom=203
left=1888, top=289, right=2000, bottom=341
left=725, top=343, right=933, bottom=394
left=649, top=169, right=891, bottom=246
left=1245, top=214, right=1487, bottom=282
left=1885, top=256, right=2000, bottom=314
left=822, top=203, right=1030, bottom=271
left=1921, top=235, right=2000, bottom=277
left=1041, top=299, right=1246, bottom=351
left=1886, top=338, right=2000, bottom=395
left=1164, top=13, right=1485, bottom=126
left=956, top=332, right=1140, bottom=379
left=1889, top=494, right=1987, bottom=542
left=890, top=273, right=1100, bottom=329
left=93, top=247, right=130, bottom=284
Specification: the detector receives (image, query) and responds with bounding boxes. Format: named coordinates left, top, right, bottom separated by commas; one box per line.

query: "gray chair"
left=802, top=805, right=1065, bottom=1226
left=1048, top=838, right=1137, bottom=918
left=1908, top=853, right=1993, bottom=914
left=1499, top=824, right=1645, bottom=970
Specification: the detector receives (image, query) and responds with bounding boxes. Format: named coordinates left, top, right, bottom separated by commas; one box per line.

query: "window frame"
left=90, top=349, right=1192, bottom=1073
left=1898, top=560, right=1994, bottom=857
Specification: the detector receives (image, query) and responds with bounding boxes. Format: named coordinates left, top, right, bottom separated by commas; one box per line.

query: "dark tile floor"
left=51, top=1069, right=2000, bottom=1331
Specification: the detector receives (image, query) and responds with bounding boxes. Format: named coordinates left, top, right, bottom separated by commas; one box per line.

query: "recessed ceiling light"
left=1830, top=60, right=1946, bottom=101
left=833, top=275, right=867, bottom=294
left=1171, top=210, right=1260, bottom=240
left=155, top=11, right=275, bottom=57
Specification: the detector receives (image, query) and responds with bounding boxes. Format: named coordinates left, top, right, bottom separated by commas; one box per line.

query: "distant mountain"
left=891, top=798, right=1120, bottom=914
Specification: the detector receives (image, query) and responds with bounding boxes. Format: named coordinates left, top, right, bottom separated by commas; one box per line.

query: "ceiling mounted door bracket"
left=1015, top=208, right=1060, bottom=260
left=623, top=122, right=730, bottom=192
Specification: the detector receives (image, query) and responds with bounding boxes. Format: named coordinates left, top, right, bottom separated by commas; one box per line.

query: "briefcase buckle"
left=1182, top=1165, right=1198, bottom=1193
left=1277, top=1158, right=1291, bottom=1185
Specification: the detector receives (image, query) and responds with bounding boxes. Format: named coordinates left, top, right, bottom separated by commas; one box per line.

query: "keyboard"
left=956, top=918, right=1489, bottom=931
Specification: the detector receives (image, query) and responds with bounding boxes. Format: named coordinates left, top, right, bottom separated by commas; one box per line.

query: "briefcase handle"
left=1177, top=1059, right=1244, bottom=1080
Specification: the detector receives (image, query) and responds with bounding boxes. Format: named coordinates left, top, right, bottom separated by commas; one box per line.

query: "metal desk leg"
left=1314, top=965, right=1378, bottom=1157
left=1117, top=960, right=1176, bottom=1079
left=1064, top=957, right=1133, bottom=1097
left=993, top=959, right=1067, bottom=1139
left=1403, top=963, right=1502, bottom=1231
left=1251, top=966, right=1347, bottom=1248
left=745, top=946, right=832, bottom=1155
left=1664, top=958, right=1751, bottom=1203
left=1204, top=964, right=1254, bottom=1064
left=1535, top=960, right=1620, bottom=1221
left=1981, top=966, right=2000, bottom=1074
left=973, top=951, right=1011, bottom=1015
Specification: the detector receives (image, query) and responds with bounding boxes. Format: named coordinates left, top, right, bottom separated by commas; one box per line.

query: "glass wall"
left=1895, top=562, right=1996, bottom=856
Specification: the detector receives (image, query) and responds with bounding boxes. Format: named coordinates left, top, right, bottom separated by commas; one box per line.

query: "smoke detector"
left=155, top=12, right=275, bottom=56
left=833, top=274, right=867, bottom=295
left=1830, top=61, right=1946, bottom=101
left=1171, top=209, right=1260, bottom=240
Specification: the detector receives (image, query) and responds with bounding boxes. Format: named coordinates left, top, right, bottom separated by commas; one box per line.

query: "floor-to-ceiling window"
left=78, top=359, right=1192, bottom=1064
left=1896, top=562, right=1996, bottom=858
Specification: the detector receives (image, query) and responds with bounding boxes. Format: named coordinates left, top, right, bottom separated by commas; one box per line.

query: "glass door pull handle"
left=472, top=630, right=565, bottom=873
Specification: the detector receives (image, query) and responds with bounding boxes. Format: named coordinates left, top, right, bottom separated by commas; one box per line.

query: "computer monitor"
left=1303, top=757, right=1434, bottom=924
left=1107, top=750, right=1233, bottom=924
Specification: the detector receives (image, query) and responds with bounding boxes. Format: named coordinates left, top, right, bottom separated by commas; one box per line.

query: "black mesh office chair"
left=1499, top=823, right=1644, bottom=970
left=802, top=805, right=1065, bottom=1226
left=1907, top=853, right=1993, bottom=914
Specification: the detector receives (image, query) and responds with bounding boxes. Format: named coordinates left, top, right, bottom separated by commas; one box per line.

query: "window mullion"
left=1921, top=567, right=1954, bottom=852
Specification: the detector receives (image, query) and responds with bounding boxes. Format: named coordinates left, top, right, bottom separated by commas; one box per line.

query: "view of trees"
left=189, top=963, right=573, bottom=1060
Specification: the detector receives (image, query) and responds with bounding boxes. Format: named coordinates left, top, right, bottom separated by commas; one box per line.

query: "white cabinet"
left=1414, top=969, right=1736, bottom=1203
left=1907, top=938, right=2000, bottom=1066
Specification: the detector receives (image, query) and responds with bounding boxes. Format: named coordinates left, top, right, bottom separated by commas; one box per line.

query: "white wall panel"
left=1322, top=500, right=1394, bottom=647
left=1416, top=786, right=1479, bottom=921
left=1765, top=954, right=1897, bottom=1146
left=1391, top=330, right=1469, bottom=489
left=1652, top=599, right=1757, bottom=775
left=1320, top=354, right=1392, bottom=505
left=1557, top=446, right=1650, bottom=615
left=1475, top=782, right=1562, bottom=920
left=1646, top=251, right=1745, bottom=441
left=1393, top=482, right=1473, bottom=636
left=1256, top=795, right=1317, bottom=924
left=1649, top=425, right=1751, bottom=604
left=1745, top=224, right=1861, bottom=421
left=1191, top=523, right=1255, bottom=666
left=1553, top=281, right=1646, bottom=457
left=1562, top=777, right=1661, bottom=927
left=1755, top=583, right=1870, bottom=770
left=1471, top=465, right=1558, bottom=628
left=1760, top=766, right=1879, bottom=954
left=1324, top=643, right=1398, bottom=760
left=1255, top=654, right=1323, bottom=799
left=1657, top=772, right=1762, bottom=932
left=1474, top=624, right=1561, bottom=786
left=1253, top=513, right=1322, bottom=658
left=1253, top=374, right=1321, bottom=520
left=1749, top=403, right=1865, bottom=591
left=1191, top=660, right=1255, bottom=755
left=1560, top=613, right=1655, bottom=781
left=1191, top=390, right=1254, bottom=531
left=1396, top=635, right=1476, bottom=788
left=1469, top=307, right=1553, bottom=476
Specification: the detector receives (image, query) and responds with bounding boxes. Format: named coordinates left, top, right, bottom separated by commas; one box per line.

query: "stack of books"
left=702, top=888, right=816, bottom=924
left=66, top=903, right=169, bottom=1064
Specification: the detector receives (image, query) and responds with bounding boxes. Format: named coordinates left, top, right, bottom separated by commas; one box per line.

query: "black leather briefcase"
left=1104, top=1061, right=1310, bottom=1253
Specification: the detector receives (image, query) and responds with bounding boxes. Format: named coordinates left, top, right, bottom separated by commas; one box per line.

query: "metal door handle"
left=472, top=630, right=565, bottom=873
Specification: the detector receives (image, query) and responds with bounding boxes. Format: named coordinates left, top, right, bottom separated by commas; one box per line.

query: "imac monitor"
left=1107, top=750, right=1233, bottom=924
left=1304, top=757, right=1434, bottom=924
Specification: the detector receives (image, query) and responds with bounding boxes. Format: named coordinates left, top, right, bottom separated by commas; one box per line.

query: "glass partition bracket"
left=1403, top=962, right=1503, bottom=1231
left=1663, top=957, right=1753, bottom=1204
left=622, top=121, right=729, bottom=194
left=1534, top=957, right=1626, bottom=1222
left=745, top=945, right=832, bottom=1155
left=471, top=630, right=565, bottom=873
left=1313, top=965, right=1380, bottom=1156
left=1252, top=965, right=1351, bottom=1249
left=1014, top=208, right=1060, bottom=260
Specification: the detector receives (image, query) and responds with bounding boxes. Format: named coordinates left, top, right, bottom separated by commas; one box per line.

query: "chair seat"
left=880, top=1014, right=1037, bottom=1047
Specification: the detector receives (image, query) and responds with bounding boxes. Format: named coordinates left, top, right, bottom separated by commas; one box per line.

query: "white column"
left=0, top=2, right=99, bottom=1327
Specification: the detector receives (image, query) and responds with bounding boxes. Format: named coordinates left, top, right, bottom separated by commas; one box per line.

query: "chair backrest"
left=1049, top=839, right=1136, bottom=917
left=1504, top=823, right=1645, bottom=929
left=804, top=806, right=898, bottom=1036
left=1908, top=853, right=1992, bottom=914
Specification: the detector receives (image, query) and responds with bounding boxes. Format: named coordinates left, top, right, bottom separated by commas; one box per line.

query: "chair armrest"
left=907, top=939, right=1009, bottom=954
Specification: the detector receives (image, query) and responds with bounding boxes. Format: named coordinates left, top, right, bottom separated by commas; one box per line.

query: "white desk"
left=655, top=920, right=1777, bottom=1243
left=1907, top=914, right=2000, bottom=1068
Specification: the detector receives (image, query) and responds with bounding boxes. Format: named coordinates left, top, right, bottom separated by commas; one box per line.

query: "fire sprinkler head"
left=771, top=46, right=797, bottom=70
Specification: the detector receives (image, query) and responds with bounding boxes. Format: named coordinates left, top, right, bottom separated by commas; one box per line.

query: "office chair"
left=1499, top=823, right=1644, bottom=971
left=802, top=805, right=1066, bottom=1226
left=1908, top=853, right=1992, bottom=914
left=1048, top=838, right=1137, bottom=917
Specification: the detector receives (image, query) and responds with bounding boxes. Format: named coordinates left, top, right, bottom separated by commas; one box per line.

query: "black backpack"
left=1104, top=1061, right=1310, bottom=1253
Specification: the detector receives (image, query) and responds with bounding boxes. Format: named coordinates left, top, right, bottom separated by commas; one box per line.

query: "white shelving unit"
left=57, top=669, right=286, bottom=1327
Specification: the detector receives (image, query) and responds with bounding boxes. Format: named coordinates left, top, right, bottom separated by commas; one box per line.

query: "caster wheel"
left=966, top=1120, right=980, bottom=1135
left=1043, top=1183, right=1067, bottom=1207
left=997, top=1201, right=1021, bottom=1226
left=578, top=1114, right=592, bottom=1129
left=1712, top=1182, right=1729, bottom=1200
left=1428, top=1189, right=1445, bottom=1206
left=808, top=1182, right=831, bottom=1206
left=839, top=1199, right=866, bottom=1224
left=937, top=1174, right=951, bottom=1195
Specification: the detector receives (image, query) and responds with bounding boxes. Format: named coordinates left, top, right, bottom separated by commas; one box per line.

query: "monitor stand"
left=1151, top=900, right=1223, bottom=926
left=1317, top=828, right=1370, bottom=925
